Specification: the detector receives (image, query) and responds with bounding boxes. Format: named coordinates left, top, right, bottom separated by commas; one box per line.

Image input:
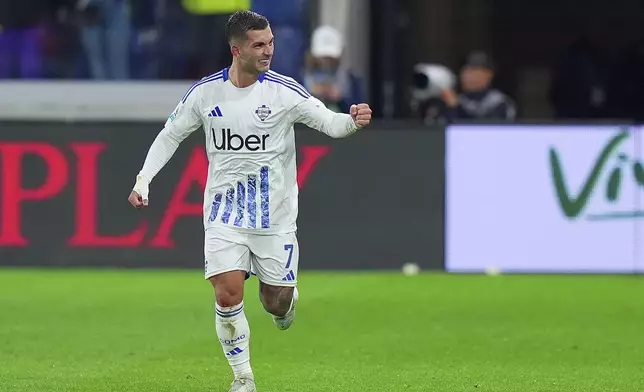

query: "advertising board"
left=0, top=122, right=444, bottom=270
left=446, top=124, right=643, bottom=273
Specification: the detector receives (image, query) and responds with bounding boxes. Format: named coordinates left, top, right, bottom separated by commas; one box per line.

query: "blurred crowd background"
left=1, top=0, right=644, bottom=122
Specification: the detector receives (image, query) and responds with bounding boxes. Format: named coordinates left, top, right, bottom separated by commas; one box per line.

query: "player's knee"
left=209, top=273, right=245, bottom=308
left=216, top=288, right=243, bottom=308
left=259, top=285, right=294, bottom=317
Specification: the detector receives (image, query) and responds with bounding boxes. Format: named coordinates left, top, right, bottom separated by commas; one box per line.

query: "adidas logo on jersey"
left=207, top=106, right=223, bottom=117
left=212, top=128, right=270, bottom=151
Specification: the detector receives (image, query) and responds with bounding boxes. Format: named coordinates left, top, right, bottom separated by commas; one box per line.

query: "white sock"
left=215, top=301, right=253, bottom=379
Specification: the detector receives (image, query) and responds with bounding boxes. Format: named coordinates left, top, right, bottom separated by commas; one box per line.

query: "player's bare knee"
left=259, top=284, right=294, bottom=317
left=216, top=287, right=243, bottom=308
left=209, top=271, right=245, bottom=308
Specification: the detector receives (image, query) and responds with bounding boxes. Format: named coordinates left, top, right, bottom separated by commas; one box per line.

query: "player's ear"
left=231, top=45, right=240, bottom=57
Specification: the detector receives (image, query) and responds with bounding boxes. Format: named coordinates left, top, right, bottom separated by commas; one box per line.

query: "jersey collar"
left=223, top=67, right=266, bottom=84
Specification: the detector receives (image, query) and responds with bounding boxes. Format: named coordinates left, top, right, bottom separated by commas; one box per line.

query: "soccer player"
left=127, top=10, right=371, bottom=392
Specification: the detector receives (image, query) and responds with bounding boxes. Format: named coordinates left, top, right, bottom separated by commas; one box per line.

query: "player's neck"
left=228, top=63, right=259, bottom=88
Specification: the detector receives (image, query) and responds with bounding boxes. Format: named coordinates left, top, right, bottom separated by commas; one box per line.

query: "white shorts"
left=204, top=226, right=299, bottom=286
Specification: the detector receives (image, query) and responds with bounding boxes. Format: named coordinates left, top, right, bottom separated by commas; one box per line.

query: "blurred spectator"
left=181, top=0, right=250, bottom=77
left=549, top=36, right=609, bottom=119
left=128, top=0, right=161, bottom=79
left=441, top=51, right=517, bottom=122
left=147, top=0, right=193, bottom=80
left=607, top=38, right=644, bottom=121
left=303, top=26, right=363, bottom=113
left=0, top=0, right=71, bottom=78
left=76, top=0, right=131, bottom=80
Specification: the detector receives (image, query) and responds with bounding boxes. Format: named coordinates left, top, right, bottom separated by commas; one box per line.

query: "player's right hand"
left=129, top=175, right=149, bottom=208
left=350, top=103, right=372, bottom=128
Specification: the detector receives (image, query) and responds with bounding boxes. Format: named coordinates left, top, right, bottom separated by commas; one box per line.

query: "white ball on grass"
left=402, top=263, right=420, bottom=276
left=485, top=265, right=501, bottom=276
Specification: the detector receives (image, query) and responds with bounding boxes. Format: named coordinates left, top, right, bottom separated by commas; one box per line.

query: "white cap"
left=311, top=26, right=343, bottom=58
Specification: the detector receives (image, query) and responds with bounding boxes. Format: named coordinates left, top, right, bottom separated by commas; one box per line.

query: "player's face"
left=239, top=28, right=274, bottom=74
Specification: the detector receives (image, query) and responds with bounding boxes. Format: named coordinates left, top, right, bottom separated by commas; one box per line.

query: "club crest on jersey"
left=255, top=105, right=271, bottom=121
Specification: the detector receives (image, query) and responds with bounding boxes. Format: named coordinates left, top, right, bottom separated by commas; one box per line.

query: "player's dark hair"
left=225, top=10, right=270, bottom=43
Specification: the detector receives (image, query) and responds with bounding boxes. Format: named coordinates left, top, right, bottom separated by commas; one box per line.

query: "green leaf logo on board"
left=549, top=128, right=644, bottom=221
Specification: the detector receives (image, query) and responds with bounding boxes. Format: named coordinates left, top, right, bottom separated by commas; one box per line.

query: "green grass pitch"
left=1, top=269, right=643, bottom=391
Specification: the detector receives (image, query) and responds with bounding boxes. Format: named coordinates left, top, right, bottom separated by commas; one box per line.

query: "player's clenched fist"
left=350, top=103, right=372, bottom=128
left=128, top=175, right=149, bottom=208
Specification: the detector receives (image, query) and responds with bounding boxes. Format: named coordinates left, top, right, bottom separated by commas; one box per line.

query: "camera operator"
left=441, top=51, right=516, bottom=122
left=410, top=63, right=456, bottom=124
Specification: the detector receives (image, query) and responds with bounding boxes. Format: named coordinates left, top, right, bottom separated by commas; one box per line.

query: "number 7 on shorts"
left=284, top=244, right=294, bottom=269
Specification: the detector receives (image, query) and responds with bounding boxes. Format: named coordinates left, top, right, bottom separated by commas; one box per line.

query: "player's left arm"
left=290, top=96, right=372, bottom=138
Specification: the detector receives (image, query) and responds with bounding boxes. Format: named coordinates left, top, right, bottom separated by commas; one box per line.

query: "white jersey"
left=138, top=68, right=358, bottom=234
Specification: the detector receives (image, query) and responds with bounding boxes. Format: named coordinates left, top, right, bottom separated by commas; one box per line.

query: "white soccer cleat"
left=272, top=287, right=298, bottom=330
left=228, top=377, right=256, bottom=392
